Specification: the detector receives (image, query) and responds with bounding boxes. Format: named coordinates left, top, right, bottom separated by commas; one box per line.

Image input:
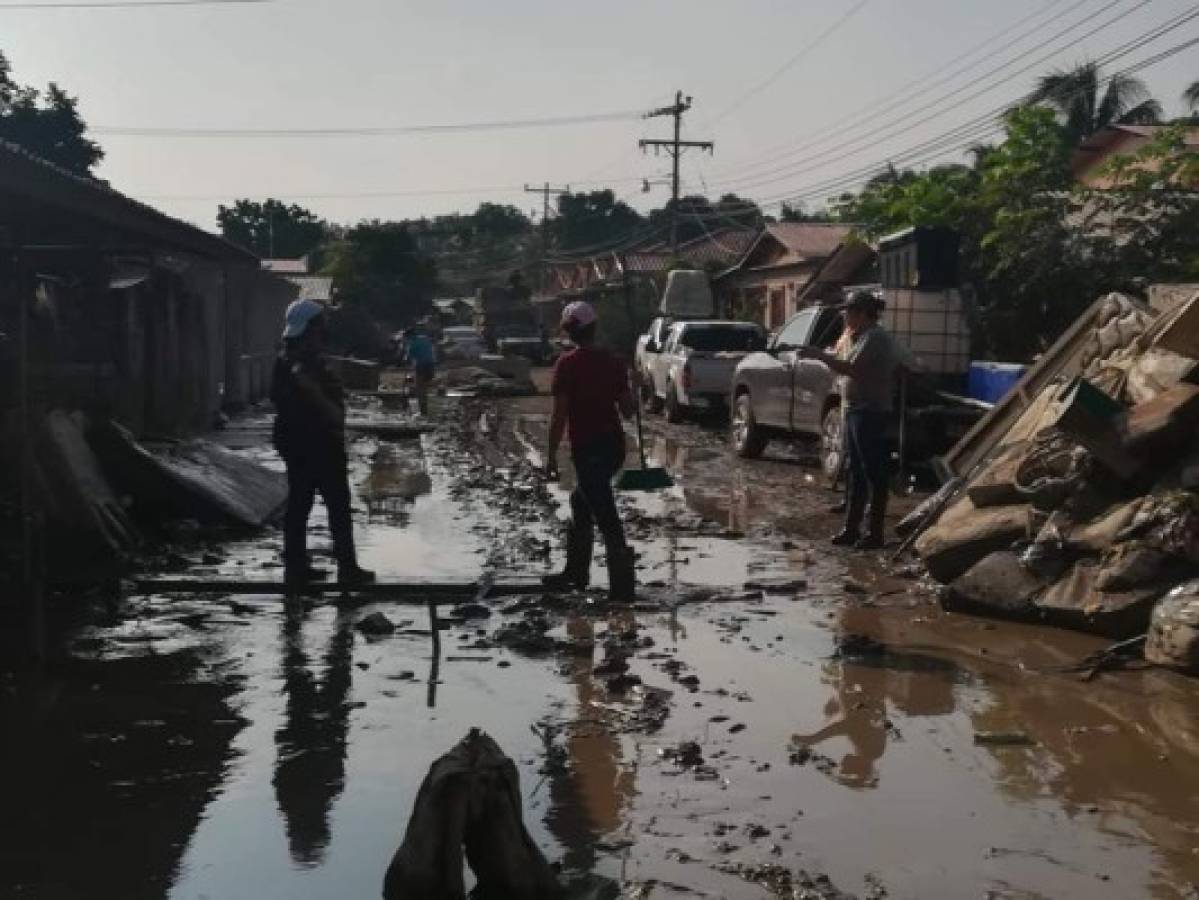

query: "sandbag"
left=914, top=495, right=1031, bottom=583
left=945, top=551, right=1048, bottom=619
left=384, top=729, right=562, bottom=900
left=1145, top=583, right=1199, bottom=673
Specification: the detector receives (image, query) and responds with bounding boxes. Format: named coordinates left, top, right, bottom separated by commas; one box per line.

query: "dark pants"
left=283, top=450, right=356, bottom=574
left=569, top=433, right=628, bottom=558
left=844, top=409, right=890, bottom=535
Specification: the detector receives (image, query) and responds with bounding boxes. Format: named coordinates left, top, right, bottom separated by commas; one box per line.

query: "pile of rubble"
left=907, top=289, right=1199, bottom=673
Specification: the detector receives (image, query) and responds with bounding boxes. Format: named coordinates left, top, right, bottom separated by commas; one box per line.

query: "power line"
left=0, top=0, right=268, bottom=7
left=639, top=91, right=714, bottom=255
left=709, top=0, right=872, bottom=123
left=92, top=109, right=646, bottom=138
left=703, top=0, right=1156, bottom=195
left=704, top=0, right=1089, bottom=180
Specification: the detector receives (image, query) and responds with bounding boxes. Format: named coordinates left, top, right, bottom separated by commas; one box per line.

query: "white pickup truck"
left=642, top=320, right=767, bottom=422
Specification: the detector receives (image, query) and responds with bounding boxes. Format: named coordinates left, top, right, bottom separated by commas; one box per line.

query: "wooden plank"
left=134, top=576, right=544, bottom=598
left=939, top=294, right=1116, bottom=478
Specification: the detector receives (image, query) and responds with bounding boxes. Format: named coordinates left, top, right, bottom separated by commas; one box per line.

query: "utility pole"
left=640, top=91, right=714, bottom=257
left=523, top=182, right=570, bottom=294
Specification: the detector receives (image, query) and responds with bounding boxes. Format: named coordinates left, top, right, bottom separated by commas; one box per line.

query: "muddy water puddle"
left=4, top=402, right=1199, bottom=899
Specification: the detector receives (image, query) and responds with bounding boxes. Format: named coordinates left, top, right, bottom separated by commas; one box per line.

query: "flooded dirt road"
left=3, top=382, right=1199, bottom=899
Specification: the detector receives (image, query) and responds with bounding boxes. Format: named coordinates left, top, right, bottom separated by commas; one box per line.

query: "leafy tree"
left=1080, top=124, right=1199, bottom=282
left=0, top=50, right=102, bottom=175
left=217, top=198, right=328, bottom=260
left=470, top=202, right=531, bottom=241
left=1031, top=62, right=1161, bottom=145
left=1184, top=80, right=1199, bottom=117
left=779, top=202, right=835, bottom=223
left=321, top=220, right=437, bottom=330
left=553, top=189, right=643, bottom=252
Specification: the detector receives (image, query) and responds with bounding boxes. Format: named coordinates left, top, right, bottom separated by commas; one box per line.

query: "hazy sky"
left=2, top=0, right=1195, bottom=233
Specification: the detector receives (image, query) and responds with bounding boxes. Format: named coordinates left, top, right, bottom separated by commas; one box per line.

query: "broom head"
left=615, top=466, right=673, bottom=491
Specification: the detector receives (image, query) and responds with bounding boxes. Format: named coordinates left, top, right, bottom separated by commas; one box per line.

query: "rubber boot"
left=338, top=560, right=374, bottom=587
left=606, top=546, right=636, bottom=605
left=542, top=521, right=592, bottom=591
left=855, top=497, right=888, bottom=550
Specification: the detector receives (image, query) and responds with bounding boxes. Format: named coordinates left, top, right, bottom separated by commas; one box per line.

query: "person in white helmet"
left=542, top=300, right=637, bottom=602
left=271, top=299, right=375, bottom=591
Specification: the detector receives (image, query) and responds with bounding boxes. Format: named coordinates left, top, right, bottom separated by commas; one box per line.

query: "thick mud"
left=3, top=383, right=1199, bottom=899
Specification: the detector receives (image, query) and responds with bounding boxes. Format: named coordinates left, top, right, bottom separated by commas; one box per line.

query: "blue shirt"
left=405, top=334, right=436, bottom=367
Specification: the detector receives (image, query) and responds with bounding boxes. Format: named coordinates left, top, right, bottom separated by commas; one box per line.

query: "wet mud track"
left=3, top=388, right=1199, bottom=899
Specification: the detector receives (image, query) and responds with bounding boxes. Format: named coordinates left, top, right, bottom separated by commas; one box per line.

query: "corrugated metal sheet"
left=286, top=275, right=334, bottom=302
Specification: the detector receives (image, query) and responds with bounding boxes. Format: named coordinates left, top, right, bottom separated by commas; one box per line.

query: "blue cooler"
left=968, top=362, right=1028, bottom=404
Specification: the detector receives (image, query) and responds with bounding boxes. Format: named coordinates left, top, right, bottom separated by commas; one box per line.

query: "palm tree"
left=1032, top=62, right=1161, bottom=144
left=1185, top=79, right=1199, bottom=113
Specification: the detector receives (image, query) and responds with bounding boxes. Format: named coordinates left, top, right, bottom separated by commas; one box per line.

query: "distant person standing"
left=798, top=291, right=898, bottom=550
left=543, top=301, right=637, bottom=602
left=271, top=299, right=375, bottom=591
left=401, top=326, right=437, bottom=415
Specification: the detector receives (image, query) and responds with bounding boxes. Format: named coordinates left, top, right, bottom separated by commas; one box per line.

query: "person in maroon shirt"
left=543, top=301, right=637, bottom=602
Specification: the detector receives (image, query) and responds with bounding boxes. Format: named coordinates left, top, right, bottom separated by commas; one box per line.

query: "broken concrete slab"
left=915, top=495, right=1031, bottom=583
left=945, top=551, right=1048, bottom=620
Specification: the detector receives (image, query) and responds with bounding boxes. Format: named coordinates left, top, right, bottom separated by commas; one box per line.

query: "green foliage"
left=554, top=189, right=643, bottom=252
left=1183, top=80, right=1199, bottom=113
left=778, top=202, right=835, bottom=222
left=321, top=220, right=438, bottom=332
left=216, top=198, right=328, bottom=260
left=1031, top=62, right=1160, bottom=145
left=0, top=50, right=102, bottom=175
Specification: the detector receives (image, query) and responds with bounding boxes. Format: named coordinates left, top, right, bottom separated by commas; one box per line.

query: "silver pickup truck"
left=731, top=304, right=982, bottom=480
left=644, top=320, right=767, bottom=422
left=730, top=305, right=847, bottom=469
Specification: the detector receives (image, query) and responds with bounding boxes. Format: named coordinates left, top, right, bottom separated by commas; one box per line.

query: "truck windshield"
left=679, top=325, right=765, bottom=352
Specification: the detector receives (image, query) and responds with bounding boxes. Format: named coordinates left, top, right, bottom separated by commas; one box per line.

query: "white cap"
left=561, top=300, right=597, bottom=330
left=282, top=299, right=326, bottom=339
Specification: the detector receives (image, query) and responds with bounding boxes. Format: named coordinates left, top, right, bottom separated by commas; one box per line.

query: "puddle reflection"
left=544, top=614, right=637, bottom=873
left=274, top=608, right=354, bottom=867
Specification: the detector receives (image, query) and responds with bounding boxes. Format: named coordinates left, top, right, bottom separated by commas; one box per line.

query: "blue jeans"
left=570, top=433, right=628, bottom=556
left=844, top=409, right=890, bottom=534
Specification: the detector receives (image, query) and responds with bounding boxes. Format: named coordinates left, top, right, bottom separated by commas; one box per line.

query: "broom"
left=614, top=260, right=674, bottom=492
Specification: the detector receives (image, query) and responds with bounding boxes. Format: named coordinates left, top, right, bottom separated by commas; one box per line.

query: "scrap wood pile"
left=904, top=289, right=1199, bottom=673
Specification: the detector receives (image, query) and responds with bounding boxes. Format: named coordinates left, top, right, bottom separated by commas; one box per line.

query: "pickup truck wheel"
left=821, top=406, right=845, bottom=486
left=665, top=383, right=685, bottom=424
left=732, top=393, right=768, bottom=459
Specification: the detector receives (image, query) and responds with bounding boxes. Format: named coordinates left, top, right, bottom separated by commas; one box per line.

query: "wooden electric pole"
left=640, top=91, right=714, bottom=257
left=523, top=182, right=570, bottom=294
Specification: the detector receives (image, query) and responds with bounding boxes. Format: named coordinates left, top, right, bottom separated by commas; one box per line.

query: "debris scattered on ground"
left=973, top=730, right=1036, bottom=747
left=357, top=612, right=396, bottom=636
left=383, top=729, right=568, bottom=899
left=911, top=288, right=1199, bottom=652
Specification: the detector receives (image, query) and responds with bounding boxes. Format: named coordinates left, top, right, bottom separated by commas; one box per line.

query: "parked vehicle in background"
left=439, top=326, right=487, bottom=361
left=635, top=316, right=675, bottom=390
left=731, top=301, right=980, bottom=479
left=497, top=332, right=551, bottom=364
left=645, top=320, right=767, bottom=422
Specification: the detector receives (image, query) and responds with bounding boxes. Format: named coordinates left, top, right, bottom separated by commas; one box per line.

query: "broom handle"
left=621, top=257, right=649, bottom=471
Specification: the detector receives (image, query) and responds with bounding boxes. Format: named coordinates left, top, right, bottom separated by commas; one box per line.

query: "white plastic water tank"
left=882, top=287, right=971, bottom=375
left=660, top=270, right=715, bottom=318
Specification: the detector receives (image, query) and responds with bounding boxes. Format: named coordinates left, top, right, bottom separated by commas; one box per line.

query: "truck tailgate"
left=685, top=352, right=746, bottom=395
